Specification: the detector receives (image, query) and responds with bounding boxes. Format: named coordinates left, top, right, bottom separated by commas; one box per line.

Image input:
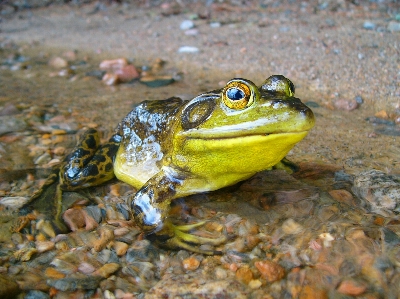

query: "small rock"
left=49, top=57, right=68, bottom=68
left=282, top=218, right=303, bottom=235
left=255, top=260, right=285, bottom=283
left=210, top=22, right=221, bottom=28
left=92, top=263, right=120, bottom=278
left=114, top=64, right=140, bottom=82
left=78, top=262, right=97, bottom=274
left=354, top=95, right=363, bottom=104
left=333, top=99, right=358, bottom=111
left=113, top=241, right=129, bottom=256
left=99, top=58, right=128, bottom=70
left=319, top=232, right=335, bottom=247
left=388, top=21, right=400, bottom=32
left=0, top=115, right=28, bottom=135
left=375, top=110, right=389, bottom=119
left=45, top=267, right=66, bottom=279
left=0, top=196, right=28, bottom=209
left=140, top=75, right=174, bottom=87
left=35, top=240, right=55, bottom=253
left=248, top=279, right=262, bottom=289
left=363, top=21, right=376, bottom=30
left=180, top=20, right=195, bottom=30
left=182, top=257, right=200, bottom=271
left=93, top=227, right=115, bottom=252
left=13, top=247, right=37, bottom=261
left=352, top=170, right=400, bottom=215
left=329, top=189, right=354, bottom=206
left=215, top=267, right=228, bottom=279
left=184, top=29, right=199, bottom=36
left=235, top=267, right=253, bottom=284
left=102, top=73, right=120, bottom=86
left=178, top=46, right=200, bottom=53
left=337, top=279, right=367, bottom=296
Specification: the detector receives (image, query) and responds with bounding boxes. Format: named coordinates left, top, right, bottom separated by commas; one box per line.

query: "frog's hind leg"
left=20, top=168, right=67, bottom=233
left=60, top=129, right=121, bottom=190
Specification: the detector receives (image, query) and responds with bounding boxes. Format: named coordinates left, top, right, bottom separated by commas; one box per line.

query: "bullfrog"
left=25, top=75, right=315, bottom=254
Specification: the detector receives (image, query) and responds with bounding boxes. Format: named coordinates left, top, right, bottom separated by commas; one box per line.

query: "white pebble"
left=210, top=22, right=221, bottom=28
left=178, top=46, right=200, bottom=53
left=180, top=20, right=195, bottom=30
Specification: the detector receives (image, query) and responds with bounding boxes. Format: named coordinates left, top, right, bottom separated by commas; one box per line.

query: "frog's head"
left=171, top=75, right=315, bottom=189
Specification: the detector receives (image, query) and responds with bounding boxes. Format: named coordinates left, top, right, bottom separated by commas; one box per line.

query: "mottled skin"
left=26, top=75, right=315, bottom=254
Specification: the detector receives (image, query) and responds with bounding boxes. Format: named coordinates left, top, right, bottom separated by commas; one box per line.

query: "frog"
left=25, top=75, right=315, bottom=254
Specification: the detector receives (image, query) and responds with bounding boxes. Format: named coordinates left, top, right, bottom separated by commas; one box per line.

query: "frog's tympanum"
left=26, top=75, right=315, bottom=254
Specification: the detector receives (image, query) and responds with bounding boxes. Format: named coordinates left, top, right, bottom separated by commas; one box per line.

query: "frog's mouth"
left=183, top=130, right=310, bottom=141
left=181, top=114, right=314, bottom=140
left=196, top=131, right=309, bottom=140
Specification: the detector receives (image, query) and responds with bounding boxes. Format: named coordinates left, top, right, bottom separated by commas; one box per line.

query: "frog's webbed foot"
left=151, top=220, right=227, bottom=255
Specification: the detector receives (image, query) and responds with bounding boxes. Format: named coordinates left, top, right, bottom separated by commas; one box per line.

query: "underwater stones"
left=182, top=256, right=200, bottom=271
left=255, top=260, right=285, bottom=283
left=352, top=170, right=400, bottom=216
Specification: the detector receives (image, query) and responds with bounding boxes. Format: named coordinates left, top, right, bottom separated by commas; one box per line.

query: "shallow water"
left=0, top=2, right=399, bottom=298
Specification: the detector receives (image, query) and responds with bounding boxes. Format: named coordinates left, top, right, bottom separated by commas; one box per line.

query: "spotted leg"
left=130, top=167, right=226, bottom=255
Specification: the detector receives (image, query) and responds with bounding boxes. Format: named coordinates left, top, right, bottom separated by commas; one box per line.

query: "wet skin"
left=27, top=75, right=315, bottom=254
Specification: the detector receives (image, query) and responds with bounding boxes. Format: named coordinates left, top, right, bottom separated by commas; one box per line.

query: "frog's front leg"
left=60, top=129, right=121, bottom=190
left=130, top=167, right=226, bottom=255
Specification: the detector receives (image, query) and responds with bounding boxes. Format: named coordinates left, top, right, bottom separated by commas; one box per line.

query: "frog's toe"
left=154, top=221, right=226, bottom=255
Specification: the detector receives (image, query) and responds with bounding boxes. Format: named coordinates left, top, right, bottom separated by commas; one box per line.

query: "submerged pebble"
left=255, top=260, right=285, bottom=283
left=182, top=256, right=200, bottom=271
left=352, top=170, right=400, bottom=216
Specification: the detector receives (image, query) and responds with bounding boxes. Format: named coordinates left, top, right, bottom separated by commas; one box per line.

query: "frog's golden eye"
left=222, top=80, right=254, bottom=110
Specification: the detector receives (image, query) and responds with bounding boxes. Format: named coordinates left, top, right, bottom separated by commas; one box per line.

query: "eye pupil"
left=227, top=88, right=245, bottom=101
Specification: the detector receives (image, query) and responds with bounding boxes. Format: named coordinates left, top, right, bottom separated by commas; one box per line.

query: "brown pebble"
left=333, top=99, right=358, bottom=111
left=115, top=64, right=139, bottom=82
left=53, top=146, right=66, bottom=155
left=375, top=110, right=389, bottom=119
left=35, top=233, right=47, bottom=242
left=235, top=267, right=253, bottom=284
left=45, top=267, right=66, bottom=279
left=329, top=189, right=354, bottom=206
left=373, top=216, right=385, bottom=226
left=182, top=257, right=200, bottom=271
left=93, top=226, right=114, bottom=252
left=299, top=285, right=328, bottom=299
left=337, top=279, right=367, bottom=296
left=63, top=208, right=86, bottom=231
left=92, top=263, right=120, bottom=278
left=113, top=241, right=129, bottom=256
left=255, top=260, right=285, bottom=283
